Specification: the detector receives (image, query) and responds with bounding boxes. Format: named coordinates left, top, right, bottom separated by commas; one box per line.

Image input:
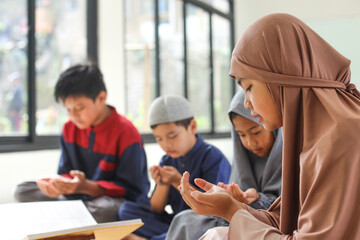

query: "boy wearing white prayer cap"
left=118, top=95, right=231, bottom=240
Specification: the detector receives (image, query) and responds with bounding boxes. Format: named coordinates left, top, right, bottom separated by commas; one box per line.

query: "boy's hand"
left=242, top=188, right=260, bottom=204
left=150, top=165, right=165, bottom=185
left=179, top=172, right=245, bottom=222
left=149, top=165, right=182, bottom=188
left=217, top=182, right=260, bottom=205
left=36, top=178, right=62, bottom=198
left=51, top=170, right=86, bottom=195
left=160, top=166, right=182, bottom=187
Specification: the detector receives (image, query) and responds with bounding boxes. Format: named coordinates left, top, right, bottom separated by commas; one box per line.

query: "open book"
left=0, top=200, right=142, bottom=240
left=24, top=219, right=143, bottom=240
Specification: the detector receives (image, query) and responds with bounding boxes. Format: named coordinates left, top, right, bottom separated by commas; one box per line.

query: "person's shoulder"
left=114, top=113, right=140, bottom=132
left=62, top=119, right=77, bottom=133
left=109, top=111, right=143, bottom=144
left=61, top=120, right=84, bottom=145
left=116, top=112, right=136, bottom=125
left=202, top=140, right=223, bottom=153
left=195, top=137, right=227, bottom=158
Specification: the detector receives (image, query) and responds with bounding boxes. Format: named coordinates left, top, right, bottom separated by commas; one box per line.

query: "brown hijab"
left=230, top=13, right=360, bottom=239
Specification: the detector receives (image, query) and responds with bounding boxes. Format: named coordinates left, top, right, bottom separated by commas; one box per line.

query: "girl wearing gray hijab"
left=165, top=89, right=282, bottom=240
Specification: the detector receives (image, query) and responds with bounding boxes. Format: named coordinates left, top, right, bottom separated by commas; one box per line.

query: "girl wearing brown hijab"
left=178, top=13, right=360, bottom=239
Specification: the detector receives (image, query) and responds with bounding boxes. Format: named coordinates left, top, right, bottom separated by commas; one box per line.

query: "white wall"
left=233, top=0, right=360, bottom=38
left=0, top=138, right=232, bottom=204
left=0, top=150, right=60, bottom=203
left=233, top=0, right=360, bottom=87
left=98, top=1, right=125, bottom=113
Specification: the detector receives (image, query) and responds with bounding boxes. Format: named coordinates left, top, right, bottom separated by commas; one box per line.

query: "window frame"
left=0, top=0, right=235, bottom=152
left=134, top=0, right=235, bottom=143
left=0, top=0, right=98, bottom=153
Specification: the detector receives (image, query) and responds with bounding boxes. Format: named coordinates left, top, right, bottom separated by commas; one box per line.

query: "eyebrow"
left=237, top=125, right=259, bottom=133
left=154, top=130, right=177, bottom=138
left=167, top=131, right=177, bottom=136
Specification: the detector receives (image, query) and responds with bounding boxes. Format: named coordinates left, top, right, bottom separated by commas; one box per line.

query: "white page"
left=0, top=200, right=96, bottom=240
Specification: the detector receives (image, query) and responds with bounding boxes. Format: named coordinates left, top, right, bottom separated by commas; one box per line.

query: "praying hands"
left=178, top=171, right=246, bottom=222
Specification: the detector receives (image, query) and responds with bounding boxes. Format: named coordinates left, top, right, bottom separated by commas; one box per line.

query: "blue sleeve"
left=114, top=142, right=150, bottom=202
left=249, top=192, right=278, bottom=210
left=200, top=148, right=231, bottom=185
left=159, top=155, right=167, bottom=167
left=57, top=135, right=73, bottom=175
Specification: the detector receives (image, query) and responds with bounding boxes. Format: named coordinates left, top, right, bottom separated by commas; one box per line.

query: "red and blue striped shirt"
left=58, top=107, right=150, bottom=203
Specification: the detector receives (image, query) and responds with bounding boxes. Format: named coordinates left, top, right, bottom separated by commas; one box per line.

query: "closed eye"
left=245, top=85, right=252, bottom=92
left=168, top=134, right=178, bottom=140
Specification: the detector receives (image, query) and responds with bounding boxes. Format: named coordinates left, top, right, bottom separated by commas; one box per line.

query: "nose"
left=164, top=139, right=173, bottom=148
left=244, top=98, right=252, bottom=109
left=68, top=110, right=80, bottom=122
left=247, top=135, right=257, bottom=147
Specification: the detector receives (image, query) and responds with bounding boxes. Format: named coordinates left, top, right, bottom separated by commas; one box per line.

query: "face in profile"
left=232, top=114, right=275, bottom=157
left=240, top=79, right=282, bottom=131
left=62, top=91, right=107, bottom=129
left=152, top=120, right=197, bottom=158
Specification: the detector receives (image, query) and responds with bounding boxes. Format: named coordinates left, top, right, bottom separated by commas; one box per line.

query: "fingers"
left=45, top=183, right=62, bottom=197
left=36, top=178, right=61, bottom=198
left=179, top=172, right=195, bottom=208
left=51, top=178, right=67, bottom=192
left=179, top=172, right=211, bottom=214
left=227, top=184, right=248, bottom=203
left=180, top=171, right=190, bottom=190
left=194, top=178, right=214, bottom=192
left=150, top=166, right=160, bottom=176
left=51, top=177, right=79, bottom=194
left=70, top=170, right=85, bottom=180
left=150, top=165, right=160, bottom=172
left=153, top=174, right=161, bottom=184
left=162, top=165, right=175, bottom=170
left=243, top=188, right=260, bottom=203
left=218, top=182, right=231, bottom=192
left=162, top=166, right=178, bottom=175
left=230, top=184, right=243, bottom=195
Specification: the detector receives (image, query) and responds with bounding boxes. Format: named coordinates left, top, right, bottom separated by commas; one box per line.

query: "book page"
left=0, top=200, right=96, bottom=240
left=25, top=219, right=143, bottom=240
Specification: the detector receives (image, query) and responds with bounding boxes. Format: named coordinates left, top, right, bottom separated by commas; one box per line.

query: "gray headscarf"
left=228, top=89, right=282, bottom=209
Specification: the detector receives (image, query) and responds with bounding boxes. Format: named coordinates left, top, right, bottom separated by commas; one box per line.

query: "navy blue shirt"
left=158, top=135, right=231, bottom=214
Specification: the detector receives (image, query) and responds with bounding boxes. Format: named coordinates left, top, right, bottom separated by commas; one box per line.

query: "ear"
left=189, top=119, right=197, bottom=135
left=96, top=91, right=107, bottom=105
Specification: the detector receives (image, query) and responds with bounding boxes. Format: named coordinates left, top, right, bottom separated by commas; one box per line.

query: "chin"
left=255, top=152, right=266, bottom=157
left=263, top=122, right=277, bottom=131
left=75, top=123, right=90, bottom=129
left=168, top=153, right=180, bottom=158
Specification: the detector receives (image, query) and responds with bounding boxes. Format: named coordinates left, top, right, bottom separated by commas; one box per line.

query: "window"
left=0, top=1, right=28, bottom=137
left=35, top=0, right=88, bottom=135
left=0, top=0, right=233, bottom=152
left=124, top=0, right=235, bottom=137
left=0, top=0, right=96, bottom=152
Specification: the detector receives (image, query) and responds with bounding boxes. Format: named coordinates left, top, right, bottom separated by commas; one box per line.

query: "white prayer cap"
left=148, top=95, right=194, bottom=127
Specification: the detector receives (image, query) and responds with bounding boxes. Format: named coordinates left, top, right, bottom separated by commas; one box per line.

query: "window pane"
left=124, top=0, right=155, bottom=133
left=159, top=0, right=184, bottom=96
left=213, top=15, right=231, bottom=132
left=35, top=0, right=87, bottom=135
left=197, top=0, right=229, bottom=13
left=186, top=5, right=211, bottom=132
left=0, top=1, right=28, bottom=136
